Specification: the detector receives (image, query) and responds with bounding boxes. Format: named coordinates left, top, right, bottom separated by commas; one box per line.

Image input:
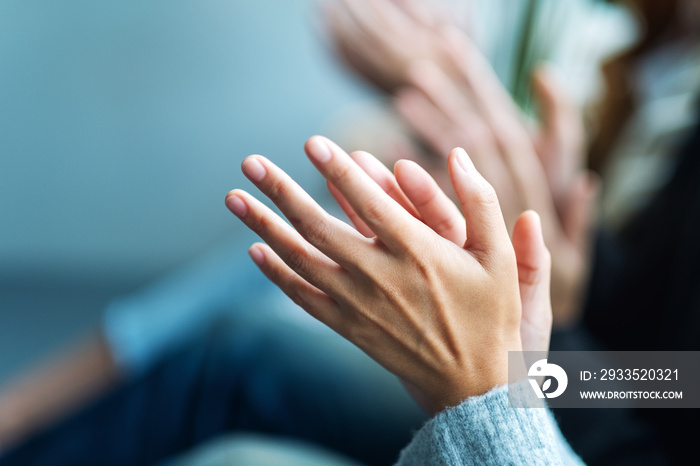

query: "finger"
left=337, top=0, right=421, bottom=89
left=406, top=60, right=475, bottom=129
left=247, top=243, right=345, bottom=331
left=440, top=26, right=524, bottom=135
left=400, top=62, right=509, bottom=188
left=561, top=171, right=599, bottom=250
left=447, top=148, right=510, bottom=255
left=305, top=136, right=425, bottom=250
left=349, top=150, right=419, bottom=217
left=392, top=0, right=442, bottom=28
left=395, top=87, right=455, bottom=157
left=512, top=211, right=552, bottom=353
left=532, top=65, right=581, bottom=153
left=328, top=149, right=422, bottom=238
left=439, top=28, right=558, bottom=222
left=226, top=189, right=347, bottom=292
left=379, top=133, right=457, bottom=207
left=340, top=0, right=402, bottom=44
left=512, top=211, right=551, bottom=290
left=324, top=0, right=394, bottom=90
left=327, top=180, right=374, bottom=237
left=440, top=27, right=554, bottom=202
left=240, top=155, right=368, bottom=269
left=394, top=159, right=466, bottom=245
left=325, top=13, right=361, bottom=64
left=381, top=132, right=425, bottom=168
left=531, top=65, right=585, bottom=196
left=394, top=0, right=431, bottom=26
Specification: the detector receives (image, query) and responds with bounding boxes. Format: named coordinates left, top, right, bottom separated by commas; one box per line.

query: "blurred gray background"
left=0, top=0, right=368, bottom=380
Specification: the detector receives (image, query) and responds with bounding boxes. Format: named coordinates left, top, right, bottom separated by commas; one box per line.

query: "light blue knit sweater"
left=396, top=384, right=583, bottom=465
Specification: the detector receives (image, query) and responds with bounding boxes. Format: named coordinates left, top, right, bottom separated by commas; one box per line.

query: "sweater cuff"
left=395, top=383, right=581, bottom=465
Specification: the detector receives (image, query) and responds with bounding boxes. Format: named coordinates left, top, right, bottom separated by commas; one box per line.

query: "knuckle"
left=284, top=246, right=311, bottom=277
left=249, top=212, right=274, bottom=236
left=475, top=179, right=500, bottom=208
left=362, top=193, right=388, bottom=224
left=411, top=254, right=433, bottom=280
left=303, top=216, right=333, bottom=247
left=431, top=215, right=459, bottom=237
left=395, top=229, right=421, bottom=254
left=286, top=286, right=308, bottom=310
left=266, top=177, right=289, bottom=204
left=400, top=244, right=435, bottom=279
left=343, top=321, right=371, bottom=350
left=328, top=161, right=354, bottom=187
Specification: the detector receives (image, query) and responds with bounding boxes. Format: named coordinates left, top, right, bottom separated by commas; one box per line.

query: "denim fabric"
left=1, top=315, right=426, bottom=466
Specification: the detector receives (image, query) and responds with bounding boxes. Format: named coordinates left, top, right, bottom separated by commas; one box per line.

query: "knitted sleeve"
left=395, top=384, right=583, bottom=465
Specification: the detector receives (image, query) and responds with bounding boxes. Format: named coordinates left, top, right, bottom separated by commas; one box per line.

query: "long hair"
left=588, top=0, right=684, bottom=172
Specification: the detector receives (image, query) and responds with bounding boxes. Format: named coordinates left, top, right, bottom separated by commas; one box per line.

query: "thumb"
left=562, top=171, right=600, bottom=251
left=531, top=65, right=579, bottom=150
left=512, top=210, right=552, bottom=353
left=531, top=65, right=585, bottom=204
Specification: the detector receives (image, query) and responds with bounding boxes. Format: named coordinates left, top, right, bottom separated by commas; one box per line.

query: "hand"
left=393, top=29, right=597, bottom=326
left=226, top=136, right=547, bottom=414
left=323, top=0, right=455, bottom=92
left=326, top=149, right=552, bottom=355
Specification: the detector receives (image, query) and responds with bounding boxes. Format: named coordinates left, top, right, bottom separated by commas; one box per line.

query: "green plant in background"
left=511, top=0, right=541, bottom=113
left=510, top=0, right=569, bottom=116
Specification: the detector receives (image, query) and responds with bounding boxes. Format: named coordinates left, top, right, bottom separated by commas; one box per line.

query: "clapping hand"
left=226, top=136, right=551, bottom=414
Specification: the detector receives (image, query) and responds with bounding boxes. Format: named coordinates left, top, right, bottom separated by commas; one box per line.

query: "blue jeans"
left=1, top=316, right=426, bottom=466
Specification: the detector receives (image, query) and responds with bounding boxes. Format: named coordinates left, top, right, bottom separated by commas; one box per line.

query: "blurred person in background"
left=325, top=0, right=700, bottom=463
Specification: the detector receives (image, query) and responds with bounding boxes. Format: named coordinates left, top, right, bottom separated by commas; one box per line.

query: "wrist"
left=426, top=338, right=522, bottom=415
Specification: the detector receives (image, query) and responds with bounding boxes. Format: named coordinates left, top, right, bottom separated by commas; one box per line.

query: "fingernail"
left=249, top=245, right=265, bottom=266
left=454, top=147, right=475, bottom=173
left=529, top=210, right=543, bottom=232
left=242, top=157, right=266, bottom=182
left=307, top=136, right=332, bottom=163
left=226, top=193, right=247, bottom=217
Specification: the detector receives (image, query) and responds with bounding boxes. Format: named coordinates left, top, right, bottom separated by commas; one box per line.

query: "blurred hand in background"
left=393, top=29, right=598, bottom=327
left=323, top=0, right=458, bottom=92
left=325, top=0, right=598, bottom=326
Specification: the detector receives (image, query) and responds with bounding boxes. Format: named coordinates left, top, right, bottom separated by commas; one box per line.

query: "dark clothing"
left=553, top=118, right=700, bottom=465
left=0, top=318, right=425, bottom=466
left=584, top=120, right=700, bottom=352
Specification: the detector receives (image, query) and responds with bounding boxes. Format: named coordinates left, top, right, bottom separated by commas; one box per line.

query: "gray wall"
left=0, top=0, right=368, bottom=377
